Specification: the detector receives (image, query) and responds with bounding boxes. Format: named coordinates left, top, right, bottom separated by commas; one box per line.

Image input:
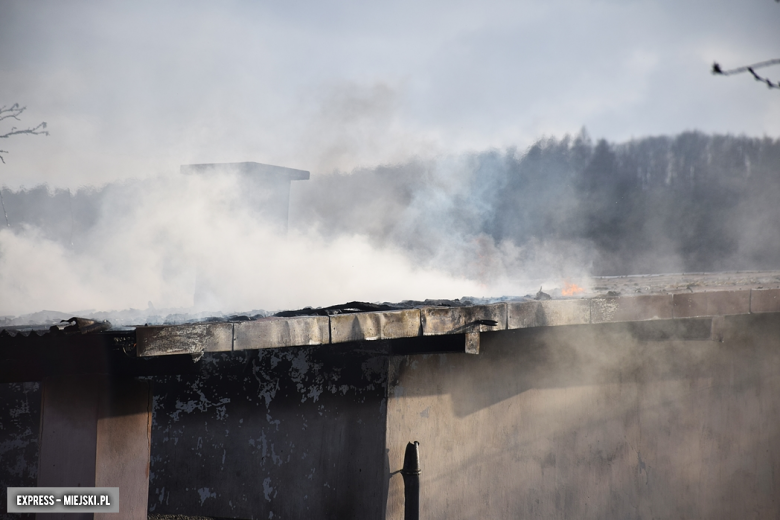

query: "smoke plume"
left=2, top=130, right=779, bottom=324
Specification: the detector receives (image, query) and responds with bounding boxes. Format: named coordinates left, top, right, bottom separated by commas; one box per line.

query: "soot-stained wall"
left=385, top=314, right=780, bottom=520
left=147, top=347, right=388, bottom=520
left=0, top=382, right=40, bottom=520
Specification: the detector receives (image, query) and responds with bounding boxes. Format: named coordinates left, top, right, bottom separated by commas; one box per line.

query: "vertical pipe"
left=401, top=441, right=421, bottom=520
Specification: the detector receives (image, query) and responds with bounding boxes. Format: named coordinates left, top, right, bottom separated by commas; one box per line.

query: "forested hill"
left=294, top=131, right=780, bottom=277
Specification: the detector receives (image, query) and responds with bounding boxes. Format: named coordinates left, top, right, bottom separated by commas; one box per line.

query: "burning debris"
left=535, top=287, right=552, bottom=300
left=561, top=280, right=585, bottom=296
left=58, top=317, right=111, bottom=335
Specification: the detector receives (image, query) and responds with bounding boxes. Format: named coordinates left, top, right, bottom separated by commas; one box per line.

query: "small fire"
left=562, top=280, right=584, bottom=296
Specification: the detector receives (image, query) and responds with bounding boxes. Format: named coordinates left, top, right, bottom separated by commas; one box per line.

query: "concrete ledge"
left=133, top=285, right=780, bottom=356
left=673, top=290, right=750, bottom=318
left=234, top=316, right=330, bottom=350
left=751, top=288, right=780, bottom=314
left=507, top=299, right=590, bottom=328
left=330, top=313, right=379, bottom=343
left=137, top=323, right=233, bottom=356
left=591, top=294, right=673, bottom=323
left=330, top=309, right=421, bottom=344
left=421, top=303, right=506, bottom=335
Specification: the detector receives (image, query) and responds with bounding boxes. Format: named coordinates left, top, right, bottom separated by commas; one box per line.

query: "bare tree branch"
left=712, top=59, right=780, bottom=89
left=0, top=121, right=49, bottom=140
left=0, top=103, right=28, bottom=123
left=0, top=103, right=49, bottom=163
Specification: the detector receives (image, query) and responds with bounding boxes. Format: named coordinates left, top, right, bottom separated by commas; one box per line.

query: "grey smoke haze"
left=1, top=1, right=779, bottom=320
left=0, top=171, right=488, bottom=318
left=0, top=0, right=778, bottom=187
left=2, top=130, right=779, bottom=322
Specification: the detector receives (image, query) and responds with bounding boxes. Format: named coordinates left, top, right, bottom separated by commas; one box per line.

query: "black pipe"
left=401, top=441, right=421, bottom=520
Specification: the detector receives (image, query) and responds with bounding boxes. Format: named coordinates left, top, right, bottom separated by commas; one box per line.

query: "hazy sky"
left=1, top=0, right=779, bottom=188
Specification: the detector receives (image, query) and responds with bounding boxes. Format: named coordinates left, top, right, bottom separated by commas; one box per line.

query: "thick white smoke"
left=0, top=156, right=598, bottom=324
left=0, top=170, right=493, bottom=320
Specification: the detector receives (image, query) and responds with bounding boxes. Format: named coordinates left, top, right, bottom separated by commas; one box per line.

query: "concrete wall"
left=5, top=313, right=780, bottom=519
left=385, top=314, right=780, bottom=519
left=148, top=347, right=388, bottom=520
left=0, top=347, right=389, bottom=520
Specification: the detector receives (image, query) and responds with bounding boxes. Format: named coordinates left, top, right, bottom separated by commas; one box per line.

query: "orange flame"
left=562, top=280, right=584, bottom=296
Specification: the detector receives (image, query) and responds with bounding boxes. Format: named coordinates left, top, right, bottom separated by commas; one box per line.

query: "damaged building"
left=2, top=271, right=780, bottom=519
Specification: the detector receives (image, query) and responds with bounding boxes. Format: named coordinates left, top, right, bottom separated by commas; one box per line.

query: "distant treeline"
left=0, top=184, right=105, bottom=249
left=3, top=130, right=780, bottom=277
left=295, top=130, right=780, bottom=276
